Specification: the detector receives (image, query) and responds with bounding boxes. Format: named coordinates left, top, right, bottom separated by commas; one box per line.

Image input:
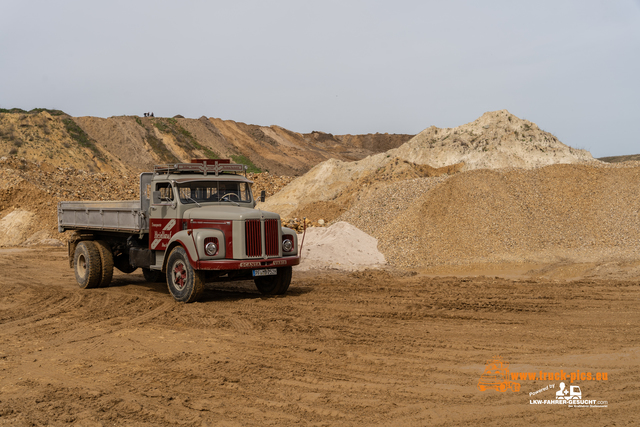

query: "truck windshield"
left=177, top=181, right=252, bottom=204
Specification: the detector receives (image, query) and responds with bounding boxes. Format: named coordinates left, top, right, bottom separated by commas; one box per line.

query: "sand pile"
left=295, top=222, right=386, bottom=271
left=260, top=110, right=596, bottom=219
left=338, top=162, right=640, bottom=268
left=262, top=157, right=463, bottom=219
left=390, top=109, right=594, bottom=170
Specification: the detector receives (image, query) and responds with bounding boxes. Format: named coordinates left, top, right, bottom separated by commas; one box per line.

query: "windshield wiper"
left=186, top=197, right=202, bottom=207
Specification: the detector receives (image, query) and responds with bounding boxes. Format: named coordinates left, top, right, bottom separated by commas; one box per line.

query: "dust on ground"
left=1, top=247, right=638, bottom=426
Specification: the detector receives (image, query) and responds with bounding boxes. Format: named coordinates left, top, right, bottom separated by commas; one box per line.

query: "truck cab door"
left=149, top=182, right=180, bottom=251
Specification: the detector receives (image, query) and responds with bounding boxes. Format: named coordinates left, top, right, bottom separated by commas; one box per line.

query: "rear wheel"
left=166, top=246, right=204, bottom=302
left=94, top=240, right=114, bottom=288
left=143, top=268, right=164, bottom=283
left=254, top=266, right=292, bottom=295
left=74, top=241, right=102, bottom=289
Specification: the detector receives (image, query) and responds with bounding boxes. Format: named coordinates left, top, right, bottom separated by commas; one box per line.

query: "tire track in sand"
left=0, top=292, right=84, bottom=334
left=62, top=300, right=175, bottom=346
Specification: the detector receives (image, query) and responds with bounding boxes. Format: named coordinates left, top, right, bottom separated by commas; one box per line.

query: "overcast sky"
left=1, top=1, right=639, bottom=157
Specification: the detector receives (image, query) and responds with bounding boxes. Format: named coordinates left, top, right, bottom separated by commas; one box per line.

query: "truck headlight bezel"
left=204, top=238, right=219, bottom=256
left=282, top=237, right=293, bottom=252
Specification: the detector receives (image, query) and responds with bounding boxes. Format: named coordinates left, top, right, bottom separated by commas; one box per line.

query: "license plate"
left=253, top=268, right=277, bottom=277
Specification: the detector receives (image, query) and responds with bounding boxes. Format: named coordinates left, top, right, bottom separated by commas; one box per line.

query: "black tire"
left=166, top=246, right=204, bottom=303
left=94, top=240, right=114, bottom=288
left=143, top=268, right=164, bottom=283
left=254, top=266, right=292, bottom=295
left=74, top=241, right=102, bottom=289
left=114, top=254, right=137, bottom=274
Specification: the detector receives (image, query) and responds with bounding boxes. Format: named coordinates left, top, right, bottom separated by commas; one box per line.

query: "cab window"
left=156, top=183, right=174, bottom=201
left=177, top=181, right=252, bottom=204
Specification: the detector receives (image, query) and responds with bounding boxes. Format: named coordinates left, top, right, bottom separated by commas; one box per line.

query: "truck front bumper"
left=196, top=255, right=300, bottom=271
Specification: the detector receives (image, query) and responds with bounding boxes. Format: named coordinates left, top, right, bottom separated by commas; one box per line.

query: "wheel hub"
left=173, top=262, right=187, bottom=289
left=77, top=254, right=87, bottom=276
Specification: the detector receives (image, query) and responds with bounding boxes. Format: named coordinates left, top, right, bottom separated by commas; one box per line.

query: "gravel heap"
left=260, top=110, right=596, bottom=218
left=248, top=172, right=295, bottom=198
left=390, top=109, right=595, bottom=170
left=0, top=157, right=141, bottom=246
left=338, top=162, right=640, bottom=268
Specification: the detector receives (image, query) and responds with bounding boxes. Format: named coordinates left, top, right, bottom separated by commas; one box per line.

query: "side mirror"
left=152, top=191, right=161, bottom=204
left=260, top=190, right=266, bottom=203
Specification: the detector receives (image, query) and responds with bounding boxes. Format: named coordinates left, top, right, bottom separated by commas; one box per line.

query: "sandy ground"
left=1, top=247, right=639, bottom=426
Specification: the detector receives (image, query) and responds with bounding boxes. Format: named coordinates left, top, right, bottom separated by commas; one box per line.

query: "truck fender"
left=163, top=230, right=199, bottom=271
left=163, top=228, right=226, bottom=271
left=281, top=226, right=298, bottom=256
left=192, top=228, right=226, bottom=260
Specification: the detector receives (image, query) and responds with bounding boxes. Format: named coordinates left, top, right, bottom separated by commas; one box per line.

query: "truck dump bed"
left=57, top=173, right=152, bottom=233
left=58, top=200, right=147, bottom=233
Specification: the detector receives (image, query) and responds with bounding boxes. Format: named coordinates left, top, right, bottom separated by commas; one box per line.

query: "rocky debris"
left=0, top=156, right=140, bottom=247
left=281, top=217, right=327, bottom=233
left=248, top=172, right=295, bottom=199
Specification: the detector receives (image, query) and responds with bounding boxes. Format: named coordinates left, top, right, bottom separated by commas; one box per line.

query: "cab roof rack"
left=154, top=159, right=248, bottom=176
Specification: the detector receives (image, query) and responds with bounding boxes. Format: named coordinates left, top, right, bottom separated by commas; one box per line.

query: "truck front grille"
left=265, top=219, right=279, bottom=256
left=246, top=220, right=262, bottom=257
left=245, top=219, right=279, bottom=258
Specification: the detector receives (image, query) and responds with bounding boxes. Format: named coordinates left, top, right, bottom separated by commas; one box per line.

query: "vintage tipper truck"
left=57, top=159, right=300, bottom=302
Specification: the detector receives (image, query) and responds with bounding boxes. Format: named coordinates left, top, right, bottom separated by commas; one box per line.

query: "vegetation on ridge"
left=62, top=118, right=105, bottom=161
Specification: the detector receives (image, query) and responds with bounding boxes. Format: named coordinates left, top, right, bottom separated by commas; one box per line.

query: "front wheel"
left=254, top=266, right=292, bottom=295
left=166, top=246, right=205, bottom=302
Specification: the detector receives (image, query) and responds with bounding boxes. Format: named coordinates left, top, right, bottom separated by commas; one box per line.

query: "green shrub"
left=153, top=120, right=170, bottom=133
left=0, top=108, right=66, bottom=116
left=0, top=108, right=28, bottom=114
left=62, top=118, right=104, bottom=160
left=28, top=108, right=67, bottom=116
left=152, top=118, right=219, bottom=160
left=146, top=133, right=180, bottom=164
left=230, top=154, right=261, bottom=173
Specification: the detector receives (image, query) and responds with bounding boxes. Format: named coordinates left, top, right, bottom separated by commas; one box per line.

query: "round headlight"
left=282, top=239, right=293, bottom=252
left=205, top=241, right=218, bottom=256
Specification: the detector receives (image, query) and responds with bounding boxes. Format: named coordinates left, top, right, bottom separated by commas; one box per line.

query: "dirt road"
left=1, top=248, right=638, bottom=426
